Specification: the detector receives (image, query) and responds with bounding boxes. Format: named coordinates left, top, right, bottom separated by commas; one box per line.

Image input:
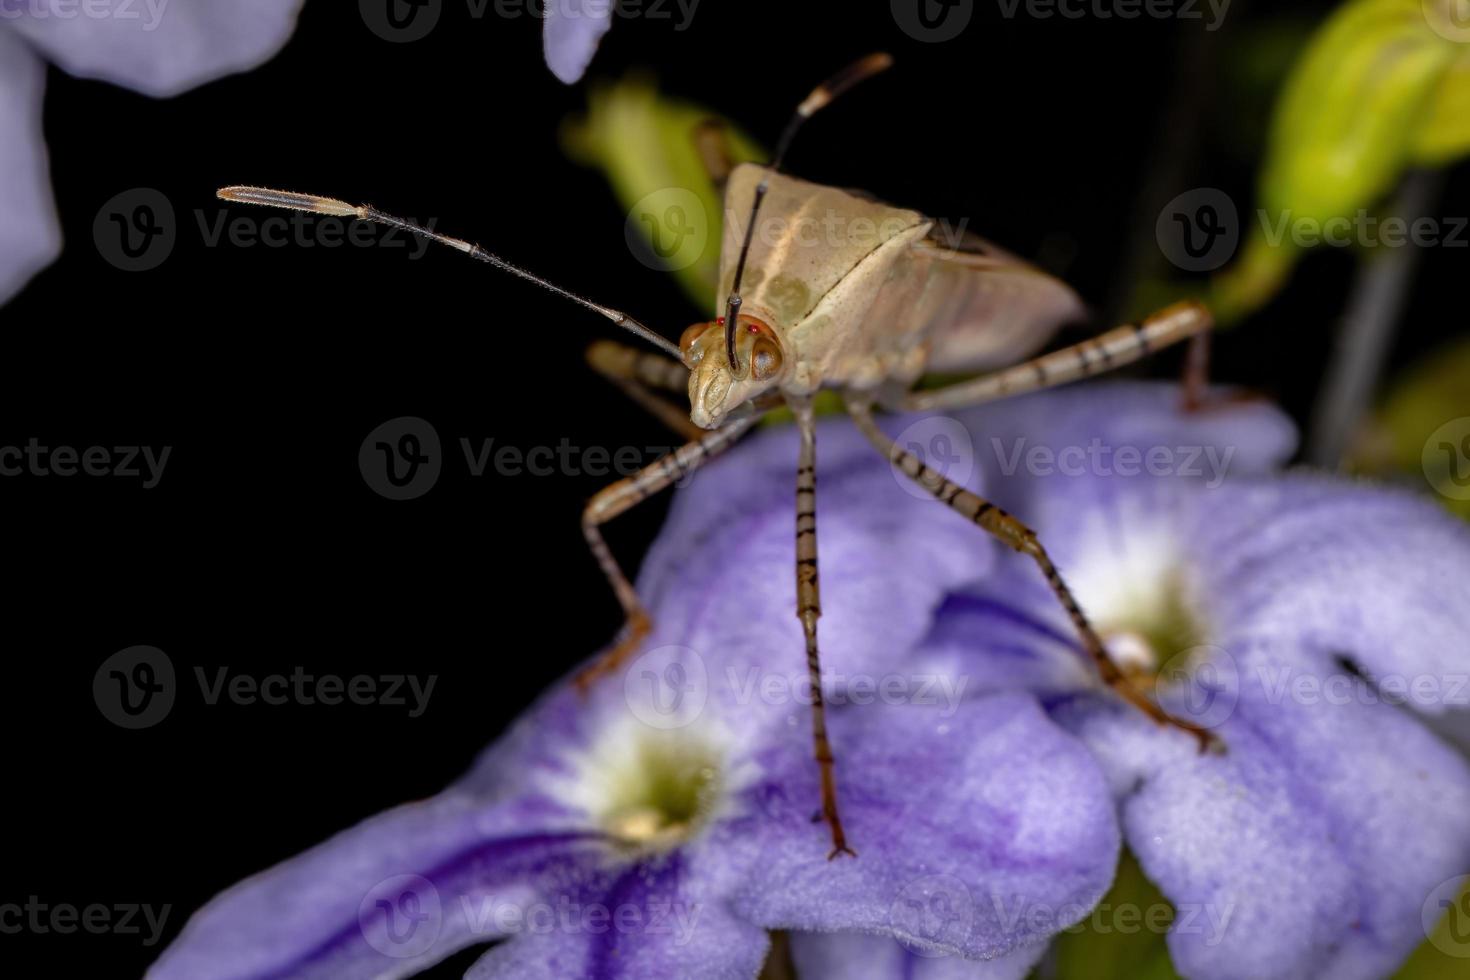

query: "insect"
left=217, top=53, right=1215, bottom=861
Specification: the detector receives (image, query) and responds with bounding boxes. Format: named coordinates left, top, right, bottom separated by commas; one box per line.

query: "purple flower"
left=149, top=420, right=1124, bottom=979
left=0, top=0, right=303, bottom=303
left=543, top=0, right=612, bottom=84
left=148, top=381, right=1467, bottom=978
left=912, top=384, right=1470, bottom=979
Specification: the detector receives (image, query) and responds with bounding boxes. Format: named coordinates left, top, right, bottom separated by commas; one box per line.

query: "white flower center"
left=548, top=715, right=739, bottom=855
left=1066, top=507, right=1214, bottom=681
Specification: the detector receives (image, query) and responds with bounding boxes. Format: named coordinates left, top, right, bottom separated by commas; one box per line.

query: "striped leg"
left=585, top=341, right=700, bottom=440
left=846, top=399, right=1213, bottom=749
left=574, top=416, right=759, bottom=692
left=789, top=395, right=855, bottom=860
left=902, top=301, right=1212, bottom=412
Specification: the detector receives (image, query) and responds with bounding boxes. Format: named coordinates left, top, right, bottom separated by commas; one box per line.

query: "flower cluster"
left=149, top=384, right=1470, bottom=979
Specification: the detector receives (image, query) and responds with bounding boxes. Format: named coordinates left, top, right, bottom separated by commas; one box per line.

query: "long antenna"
left=215, top=186, right=684, bottom=361
left=723, top=52, right=894, bottom=376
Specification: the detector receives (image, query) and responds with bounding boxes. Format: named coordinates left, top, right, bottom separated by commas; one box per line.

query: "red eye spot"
left=748, top=323, right=761, bottom=334
left=715, top=317, right=725, bottom=325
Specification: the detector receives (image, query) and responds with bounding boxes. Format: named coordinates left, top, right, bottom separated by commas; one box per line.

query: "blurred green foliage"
left=1212, top=0, right=1470, bottom=322
left=561, top=73, right=763, bottom=312
left=1357, top=337, right=1470, bottom=521
left=1042, top=851, right=1182, bottom=980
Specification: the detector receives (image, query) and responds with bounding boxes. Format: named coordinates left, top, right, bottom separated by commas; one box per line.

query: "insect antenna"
left=722, top=52, right=895, bottom=376
left=214, top=186, right=684, bottom=361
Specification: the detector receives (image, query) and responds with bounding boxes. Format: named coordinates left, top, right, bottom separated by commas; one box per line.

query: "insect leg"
left=1181, top=329, right=1211, bottom=411
left=584, top=341, right=700, bottom=440
left=789, top=395, right=857, bottom=860
left=574, top=416, right=760, bottom=691
left=901, top=301, right=1212, bottom=412
left=846, top=399, right=1214, bottom=750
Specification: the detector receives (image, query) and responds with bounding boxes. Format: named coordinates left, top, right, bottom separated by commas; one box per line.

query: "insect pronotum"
left=218, top=53, right=1216, bottom=860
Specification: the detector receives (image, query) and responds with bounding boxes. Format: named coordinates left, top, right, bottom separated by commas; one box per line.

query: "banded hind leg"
left=901, top=301, right=1213, bottom=412
left=846, top=399, right=1213, bottom=749
left=789, top=394, right=856, bottom=860
left=574, top=417, right=760, bottom=692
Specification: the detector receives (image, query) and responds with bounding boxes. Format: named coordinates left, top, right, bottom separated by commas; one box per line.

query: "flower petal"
left=636, top=418, right=996, bottom=686
left=959, top=381, right=1297, bottom=514
left=1191, top=475, right=1470, bottom=715
left=918, top=449, right=1470, bottom=978
left=0, top=30, right=61, bottom=303
left=465, top=859, right=770, bottom=980
left=148, top=791, right=599, bottom=980
left=789, top=931, right=1044, bottom=980
left=543, top=0, right=613, bottom=84
left=1054, top=659, right=1470, bottom=980
left=5, top=0, right=303, bottom=98
left=724, top=695, right=1119, bottom=959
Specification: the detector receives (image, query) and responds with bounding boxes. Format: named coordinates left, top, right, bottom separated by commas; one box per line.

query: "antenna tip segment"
left=799, top=52, right=894, bottom=117
left=216, top=186, right=363, bottom=218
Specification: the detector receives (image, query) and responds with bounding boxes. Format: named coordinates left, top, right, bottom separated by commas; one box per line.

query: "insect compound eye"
left=680, top=322, right=711, bottom=363
left=751, top=337, right=783, bottom=381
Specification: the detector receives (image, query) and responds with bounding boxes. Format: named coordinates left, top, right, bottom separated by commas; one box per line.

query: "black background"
left=4, top=0, right=1466, bottom=975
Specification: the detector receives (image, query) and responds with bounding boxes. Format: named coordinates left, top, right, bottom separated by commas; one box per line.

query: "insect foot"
left=573, top=609, right=653, bottom=695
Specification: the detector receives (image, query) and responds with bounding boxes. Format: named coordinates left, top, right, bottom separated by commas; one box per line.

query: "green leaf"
left=1261, top=0, right=1455, bottom=227
left=1210, top=0, right=1468, bottom=321
left=1411, top=52, right=1470, bottom=165
left=561, top=73, right=764, bottom=312
left=1355, top=335, right=1470, bottom=521
left=1044, top=851, right=1183, bottom=980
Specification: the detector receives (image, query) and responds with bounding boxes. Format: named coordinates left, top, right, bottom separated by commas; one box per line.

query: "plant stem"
left=1306, top=169, right=1444, bottom=468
